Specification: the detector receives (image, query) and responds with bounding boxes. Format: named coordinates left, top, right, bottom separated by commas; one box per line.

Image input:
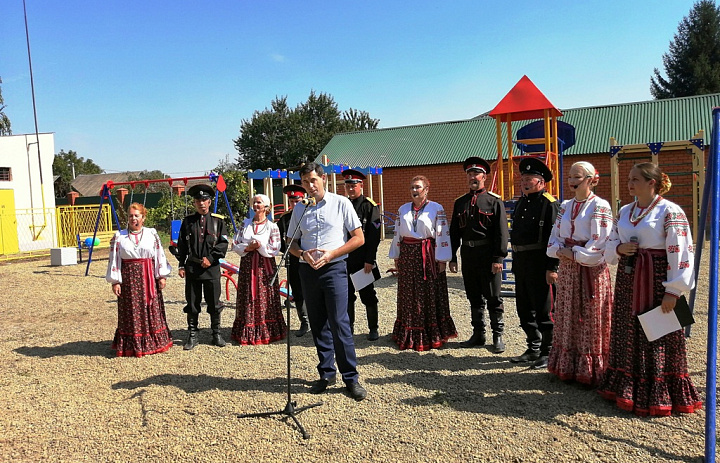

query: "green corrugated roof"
left=319, top=93, right=720, bottom=168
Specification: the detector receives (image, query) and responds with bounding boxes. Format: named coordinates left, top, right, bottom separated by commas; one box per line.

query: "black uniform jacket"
left=449, top=189, right=509, bottom=264
left=277, top=210, right=300, bottom=264
left=176, top=212, right=229, bottom=280
left=346, top=195, right=381, bottom=272
left=510, top=190, right=560, bottom=272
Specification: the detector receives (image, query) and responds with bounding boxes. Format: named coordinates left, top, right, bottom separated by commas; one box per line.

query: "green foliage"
left=53, top=149, right=104, bottom=197
left=234, top=90, right=379, bottom=170
left=651, top=0, right=720, bottom=99
left=126, top=170, right=170, bottom=193
left=0, top=77, right=10, bottom=136
left=145, top=191, right=192, bottom=234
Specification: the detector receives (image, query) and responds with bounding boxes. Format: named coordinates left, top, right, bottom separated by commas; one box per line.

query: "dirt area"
left=0, top=241, right=713, bottom=462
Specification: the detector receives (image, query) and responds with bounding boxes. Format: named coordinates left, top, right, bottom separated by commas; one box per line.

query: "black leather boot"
left=492, top=334, right=506, bottom=354
left=490, top=310, right=505, bottom=353
left=460, top=306, right=486, bottom=347
left=210, top=313, right=226, bottom=347
left=295, top=306, right=309, bottom=337
left=366, top=304, right=379, bottom=341
left=347, top=302, right=356, bottom=335
left=184, top=314, right=199, bottom=351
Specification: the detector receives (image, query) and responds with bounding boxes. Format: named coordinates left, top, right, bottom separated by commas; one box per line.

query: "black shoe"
left=183, top=334, right=198, bottom=351
left=212, top=333, right=226, bottom=347
left=295, top=322, right=309, bottom=337
left=309, top=376, right=336, bottom=394
left=346, top=382, right=367, bottom=401
left=531, top=356, right=549, bottom=370
left=510, top=349, right=540, bottom=363
left=492, top=334, right=506, bottom=354
left=460, top=332, right=486, bottom=348
left=367, top=329, right=379, bottom=341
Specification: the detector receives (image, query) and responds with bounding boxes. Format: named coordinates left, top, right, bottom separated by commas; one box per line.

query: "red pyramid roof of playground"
left=488, top=75, right=563, bottom=122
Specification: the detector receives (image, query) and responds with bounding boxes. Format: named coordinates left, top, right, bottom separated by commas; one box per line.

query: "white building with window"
left=0, top=132, right=57, bottom=254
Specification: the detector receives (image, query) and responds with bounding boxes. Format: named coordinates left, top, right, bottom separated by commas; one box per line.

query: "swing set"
left=83, top=172, right=238, bottom=276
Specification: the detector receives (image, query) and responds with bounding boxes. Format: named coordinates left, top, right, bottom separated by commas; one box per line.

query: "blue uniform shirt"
left=288, top=191, right=362, bottom=264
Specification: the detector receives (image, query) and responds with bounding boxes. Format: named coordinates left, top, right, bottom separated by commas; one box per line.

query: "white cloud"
left=270, top=53, right=286, bottom=63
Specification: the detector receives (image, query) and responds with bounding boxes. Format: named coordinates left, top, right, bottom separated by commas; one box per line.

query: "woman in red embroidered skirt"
left=231, top=194, right=287, bottom=345
left=106, top=203, right=173, bottom=357
left=546, top=162, right=614, bottom=386
left=597, top=163, right=701, bottom=416
left=388, top=176, right=457, bottom=351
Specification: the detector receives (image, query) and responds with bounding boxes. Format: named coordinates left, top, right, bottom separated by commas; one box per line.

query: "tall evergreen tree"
left=651, top=0, right=720, bottom=99
left=0, top=77, right=11, bottom=136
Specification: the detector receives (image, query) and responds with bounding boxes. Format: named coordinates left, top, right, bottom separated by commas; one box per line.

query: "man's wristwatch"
left=299, top=250, right=305, bottom=259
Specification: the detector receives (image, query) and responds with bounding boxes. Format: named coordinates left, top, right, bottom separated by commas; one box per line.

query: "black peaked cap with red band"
left=463, top=157, right=491, bottom=174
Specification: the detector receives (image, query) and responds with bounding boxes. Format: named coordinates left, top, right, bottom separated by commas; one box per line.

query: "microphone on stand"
left=624, top=236, right=639, bottom=274
left=300, top=197, right=316, bottom=206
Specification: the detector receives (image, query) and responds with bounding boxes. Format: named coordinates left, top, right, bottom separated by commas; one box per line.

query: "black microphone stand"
left=238, top=203, right=321, bottom=439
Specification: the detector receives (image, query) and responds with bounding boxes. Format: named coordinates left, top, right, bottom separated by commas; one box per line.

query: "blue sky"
left=0, top=1, right=697, bottom=175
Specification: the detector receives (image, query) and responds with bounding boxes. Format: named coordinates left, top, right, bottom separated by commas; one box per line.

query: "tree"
left=52, top=149, right=104, bottom=197
left=235, top=91, right=379, bottom=170
left=651, top=0, right=720, bottom=99
left=0, top=77, right=11, bottom=136
left=126, top=170, right=170, bottom=193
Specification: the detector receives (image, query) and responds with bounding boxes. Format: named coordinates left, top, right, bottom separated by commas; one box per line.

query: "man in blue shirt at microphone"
left=288, top=162, right=367, bottom=401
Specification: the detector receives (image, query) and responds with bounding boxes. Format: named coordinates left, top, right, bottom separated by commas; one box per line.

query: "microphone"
left=300, top=197, right=316, bottom=206
left=624, top=236, right=639, bottom=274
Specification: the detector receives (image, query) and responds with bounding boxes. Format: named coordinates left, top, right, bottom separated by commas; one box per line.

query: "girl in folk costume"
left=231, top=194, right=287, bottom=345
left=389, top=175, right=457, bottom=351
left=546, top=162, right=613, bottom=386
left=597, top=162, right=702, bottom=416
left=106, top=203, right=173, bottom=357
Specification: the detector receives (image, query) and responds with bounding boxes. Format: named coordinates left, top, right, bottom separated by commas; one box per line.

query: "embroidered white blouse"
left=547, top=195, right=614, bottom=267
left=388, top=201, right=452, bottom=262
left=604, top=197, right=695, bottom=297
left=105, top=227, right=172, bottom=284
left=232, top=218, right=281, bottom=258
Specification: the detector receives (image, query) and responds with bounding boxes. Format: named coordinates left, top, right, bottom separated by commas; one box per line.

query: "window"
left=0, top=167, right=11, bottom=181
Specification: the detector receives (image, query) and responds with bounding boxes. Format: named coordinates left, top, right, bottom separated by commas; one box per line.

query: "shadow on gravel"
left=15, top=341, right=114, bottom=358
left=111, top=373, right=315, bottom=395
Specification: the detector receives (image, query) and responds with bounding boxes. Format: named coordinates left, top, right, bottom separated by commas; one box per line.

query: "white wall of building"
left=0, top=133, right=58, bottom=251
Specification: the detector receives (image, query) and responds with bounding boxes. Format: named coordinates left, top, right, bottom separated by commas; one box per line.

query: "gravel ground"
left=0, top=240, right=715, bottom=462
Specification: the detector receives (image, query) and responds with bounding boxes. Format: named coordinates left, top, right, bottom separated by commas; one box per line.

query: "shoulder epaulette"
left=211, top=213, right=226, bottom=219
left=454, top=194, right=465, bottom=201
left=543, top=192, right=557, bottom=202
left=488, top=191, right=501, bottom=198
left=366, top=197, right=377, bottom=206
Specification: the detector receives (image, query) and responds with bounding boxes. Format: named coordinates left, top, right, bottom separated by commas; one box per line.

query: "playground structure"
left=609, top=131, right=705, bottom=238
left=81, top=173, right=237, bottom=276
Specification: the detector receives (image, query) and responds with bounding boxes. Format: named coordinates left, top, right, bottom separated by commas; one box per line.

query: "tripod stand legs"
left=238, top=400, right=323, bottom=439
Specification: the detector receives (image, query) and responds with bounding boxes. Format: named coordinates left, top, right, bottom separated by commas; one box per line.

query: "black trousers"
left=512, top=250, right=554, bottom=354
left=460, top=245, right=504, bottom=333
left=288, top=259, right=308, bottom=322
left=184, top=277, right=222, bottom=315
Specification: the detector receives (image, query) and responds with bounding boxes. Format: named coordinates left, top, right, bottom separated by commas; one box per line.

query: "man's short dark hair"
left=299, top=162, right=324, bottom=177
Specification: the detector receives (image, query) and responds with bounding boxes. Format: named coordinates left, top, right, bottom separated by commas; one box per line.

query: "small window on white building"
left=0, top=167, right=11, bottom=181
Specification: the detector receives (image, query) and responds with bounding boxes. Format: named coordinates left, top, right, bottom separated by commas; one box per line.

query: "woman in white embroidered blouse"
left=106, top=202, right=173, bottom=357
left=388, top=175, right=457, bottom=351
left=546, top=162, right=613, bottom=386
left=230, top=194, right=286, bottom=345
left=597, top=162, right=701, bottom=416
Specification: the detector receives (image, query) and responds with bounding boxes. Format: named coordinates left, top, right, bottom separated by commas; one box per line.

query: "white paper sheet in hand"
left=350, top=266, right=377, bottom=292
left=637, top=306, right=682, bottom=342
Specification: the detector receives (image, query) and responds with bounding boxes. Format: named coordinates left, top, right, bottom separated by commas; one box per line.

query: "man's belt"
left=185, top=256, right=204, bottom=265
left=511, top=243, right=546, bottom=252
left=463, top=239, right=489, bottom=248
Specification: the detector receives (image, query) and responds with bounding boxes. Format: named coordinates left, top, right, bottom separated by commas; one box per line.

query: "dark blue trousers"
left=299, top=260, right=359, bottom=384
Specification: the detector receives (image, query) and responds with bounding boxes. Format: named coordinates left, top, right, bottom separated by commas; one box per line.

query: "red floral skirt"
left=231, top=254, right=287, bottom=345
left=597, top=254, right=702, bottom=416
left=112, top=260, right=173, bottom=357
left=548, top=260, right=613, bottom=386
left=392, top=240, right=457, bottom=351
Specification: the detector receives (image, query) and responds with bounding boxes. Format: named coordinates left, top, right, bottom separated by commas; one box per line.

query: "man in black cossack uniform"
left=277, top=184, right=310, bottom=337
left=509, top=158, right=559, bottom=369
left=449, top=157, right=509, bottom=354
left=342, top=169, right=382, bottom=341
left=176, top=184, right=229, bottom=350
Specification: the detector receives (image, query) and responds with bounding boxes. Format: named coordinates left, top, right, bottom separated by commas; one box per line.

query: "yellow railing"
left=56, top=204, right=114, bottom=248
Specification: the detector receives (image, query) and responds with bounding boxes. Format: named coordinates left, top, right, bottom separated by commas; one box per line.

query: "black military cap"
left=519, top=157, right=553, bottom=182
left=463, top=156, right=490, bottom=174
left=188, top=184, right=214, bottom=200
left=341, top=168, right=366, bottom=184
left=282, top=184, right=306, bottom=198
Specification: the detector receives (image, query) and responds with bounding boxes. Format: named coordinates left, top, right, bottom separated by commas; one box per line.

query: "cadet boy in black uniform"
left=449, top=157, right=509, bottom=354
left=277, top=184, right=310, bottom=337
left=176, top=184, right=229, bottom=350
left=509, top=158, right=559, bottom=369
left=342, top=168, right=382, bottom=341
